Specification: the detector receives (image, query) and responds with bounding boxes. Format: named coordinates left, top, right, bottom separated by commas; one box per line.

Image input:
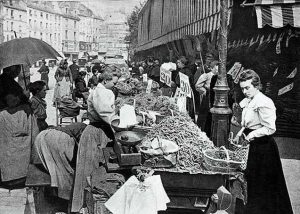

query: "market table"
left=102, top=147, right=229, bottom=214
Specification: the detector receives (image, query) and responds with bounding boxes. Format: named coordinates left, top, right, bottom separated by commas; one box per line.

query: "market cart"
left=101, top=147, right=230, bottom=214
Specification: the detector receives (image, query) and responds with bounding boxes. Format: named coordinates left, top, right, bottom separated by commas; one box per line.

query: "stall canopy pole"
left=210, top=0, right=232, bottom=148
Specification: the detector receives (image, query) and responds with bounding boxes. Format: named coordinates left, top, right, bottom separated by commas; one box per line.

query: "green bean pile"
left=146, top=115, right=215, bottom=173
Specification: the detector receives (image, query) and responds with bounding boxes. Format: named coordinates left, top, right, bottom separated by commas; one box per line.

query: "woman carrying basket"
left=234, top=69, right=293, bottom=214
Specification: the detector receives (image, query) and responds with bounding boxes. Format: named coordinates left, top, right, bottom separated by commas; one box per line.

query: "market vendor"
left=34, top=122, right=87, bottom=201
left=234, top=69, right=293, bottom=214
left=74, top=71, right=89, bottom=103
left=175, top=56, right=195, bottom=119
left=71, top=71, right=116, bottom=212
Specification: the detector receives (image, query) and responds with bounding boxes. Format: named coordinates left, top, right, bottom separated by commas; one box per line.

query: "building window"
left=11, top=35, right=14, bottom=40
left=19, top=25, right=21, bottom=32
left=29, top=10, right=32, bottom=16
left=11, top=10, right=14, bottom=18
left=29, top=31, right=31, bottom=37
left=19, top=15, right=22, bottom=20
left=65, top=30, right=68, bottom=40
left=74, top=21, right=76, bottom=28
left=40, top=12, right=43, bottom=18
left=46, top=23, right=48, bottom=28
left=65, top=8, right=68, bottom=13
left=40, top=33, right=43, bottom=39
left=74, top=32, right=76, bottom=40
left=29, top=19, right=32, bottom=27
left=46, top=14, right=48, bottom=19
left=34, top=11, right=37, bottom=17
left=7, top=35, right=9, bottom=41
left=6, top=9, right=8, bottom=15
left=6, top=21, right=8, bottom=30
left=40, top=22, right=42, bottom=28
left=11, top=22, right=13, bottom=31
left=34, top=20, right=36, bottom=27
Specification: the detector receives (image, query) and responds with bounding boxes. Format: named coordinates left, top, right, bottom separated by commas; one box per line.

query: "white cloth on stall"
left=105, top=175, right=170, bottom=214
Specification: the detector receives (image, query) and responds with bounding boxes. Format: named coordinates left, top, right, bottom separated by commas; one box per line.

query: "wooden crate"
left=113, top=141, right=141, bottom=166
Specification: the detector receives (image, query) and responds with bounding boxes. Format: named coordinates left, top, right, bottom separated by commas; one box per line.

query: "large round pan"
left=115, top=131, right=146, bottom=146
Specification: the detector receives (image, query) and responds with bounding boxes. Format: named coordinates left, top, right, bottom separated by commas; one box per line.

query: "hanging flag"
left=266, top=34, right=272, bottom=43
left=234, top=67, right=244, bottom=84
left=278, top=83, right=294, bottom=96
left=276, top=33, right=284, bottom=54
left=273, top=67, right=278, bottom=77
left=259, top=35, right=265, bottom=46
left=272, top=33, right=278, bottom=42
left=232, top=40, right=236, bottom=48
left=228, top=62, right=242, bottom=77
left=285, top=29, right=296, bottom=48
left=287, top=68, right=297, bottom=78
left=249, top=37, right=254, bottom=47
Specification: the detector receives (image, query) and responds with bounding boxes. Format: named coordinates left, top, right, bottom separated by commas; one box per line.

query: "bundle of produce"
left=152, top=96, right=180, bottom=116
left=127, top=78, right=144, bottom=94
left=133, top=93, right=157, bottom=112
left=115, top=82, right=133, bottom=95
left=145, top=115, right=215, bottom=173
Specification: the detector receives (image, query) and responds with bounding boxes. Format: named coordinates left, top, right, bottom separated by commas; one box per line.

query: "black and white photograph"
left=0, top=0, right=299, bottom=213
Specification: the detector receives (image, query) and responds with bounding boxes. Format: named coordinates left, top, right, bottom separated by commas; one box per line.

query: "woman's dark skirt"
left=244, top=129, right=293, bottom=214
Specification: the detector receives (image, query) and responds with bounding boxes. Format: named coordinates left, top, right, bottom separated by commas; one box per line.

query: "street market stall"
left=81, top=74, right=246, bottom=214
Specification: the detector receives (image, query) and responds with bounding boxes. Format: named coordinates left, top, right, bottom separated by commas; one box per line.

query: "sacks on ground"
left=58, top=96, right=80, bottom=117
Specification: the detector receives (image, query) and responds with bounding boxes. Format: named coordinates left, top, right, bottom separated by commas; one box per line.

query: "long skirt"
left=41, top=73, right=49, bottom=90
left=53, top=77, right=71, bottom=102
left=244, top=129, right=293, bottom=214
left=34, top=129, right=76, bottom=200
left=71, top=125, right=111, bottom=212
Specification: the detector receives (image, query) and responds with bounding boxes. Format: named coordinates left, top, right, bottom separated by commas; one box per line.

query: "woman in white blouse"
left=234, top=69, right=293, bottom=214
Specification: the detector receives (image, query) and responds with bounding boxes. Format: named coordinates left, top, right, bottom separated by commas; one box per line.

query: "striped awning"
left=255, top=0, right=300, bottom=28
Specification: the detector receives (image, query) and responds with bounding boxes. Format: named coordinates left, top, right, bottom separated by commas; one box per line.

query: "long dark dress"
left=38, top=65, right=50, bottom=90
left=244, top=128, right=293, bottom=214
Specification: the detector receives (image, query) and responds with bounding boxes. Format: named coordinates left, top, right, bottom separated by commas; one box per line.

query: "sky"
left=82, top=0, right=145, bottom=18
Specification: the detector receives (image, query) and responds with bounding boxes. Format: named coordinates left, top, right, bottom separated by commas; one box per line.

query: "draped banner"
left=255, top=0, right=300, bottom=28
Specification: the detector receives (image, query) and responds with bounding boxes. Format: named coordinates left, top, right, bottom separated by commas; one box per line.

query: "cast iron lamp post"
left=210, top=0, right=232, bottom=148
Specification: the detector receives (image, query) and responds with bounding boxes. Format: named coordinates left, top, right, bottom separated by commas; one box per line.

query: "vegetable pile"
left=115, top=93, right=182, bottom=127
left=145, top=115, right=215, bottom=173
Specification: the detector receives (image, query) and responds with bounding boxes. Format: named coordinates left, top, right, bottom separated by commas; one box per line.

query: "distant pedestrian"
left=38, top=60, right=50, bottom=90
left=69, top=59, right=80, bottom=83
left=53, top=60, right=73, bottom=104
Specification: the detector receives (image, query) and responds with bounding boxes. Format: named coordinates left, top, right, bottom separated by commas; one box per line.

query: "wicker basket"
left=229, top=141, right=249, bottom=170
left=203, top=146, right=245, bottom=172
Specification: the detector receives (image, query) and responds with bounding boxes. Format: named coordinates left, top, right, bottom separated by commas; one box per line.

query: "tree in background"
left=125, top=1, right=145, bottom=61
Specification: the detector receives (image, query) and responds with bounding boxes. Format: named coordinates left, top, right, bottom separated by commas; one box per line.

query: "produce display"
left=145, top=115, right=215, bottom=173
left=115, top=92, right=184, bottom=126
left=115, top=78, right=144, bottom=95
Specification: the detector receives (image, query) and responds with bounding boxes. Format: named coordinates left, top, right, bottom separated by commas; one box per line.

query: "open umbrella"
left=0, top=37, right=61, bottom=70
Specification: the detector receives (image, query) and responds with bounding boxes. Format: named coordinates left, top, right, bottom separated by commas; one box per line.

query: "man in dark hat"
left=69, top=59, right=80, bottom=83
